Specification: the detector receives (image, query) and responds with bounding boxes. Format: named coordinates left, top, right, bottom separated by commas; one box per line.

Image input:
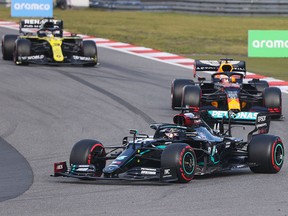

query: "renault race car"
left=52, top=110, right=284, bottom=183
left=1, top=18, right=98, bottom=66
left=171, top=59, right=283, bottom=123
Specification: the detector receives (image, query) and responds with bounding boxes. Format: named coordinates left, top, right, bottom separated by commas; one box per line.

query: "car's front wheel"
left=14, top=39, right=31, bottom=65
left=70, top=139, right=106, bottom=177
left=161, top=143, right=196, bottom=183
left=2, top=34, right=18, bottom=60
left=81, top=40, right=98, bottom=67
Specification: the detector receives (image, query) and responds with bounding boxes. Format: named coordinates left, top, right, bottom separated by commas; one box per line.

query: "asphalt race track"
left=0, top=27, right=287, bottom=216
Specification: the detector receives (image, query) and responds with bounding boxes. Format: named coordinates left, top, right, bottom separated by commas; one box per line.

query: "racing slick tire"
left=182, top=85, right=201, bottom=108
left=81, top=40, right=98, bottom=67
left=171, top=79, right=195, bottom=110
left=161, top=143, right=196, bottom=183
left=248, top=80, right=269, bottom=92
left=248, top=134, right=284, bottom=173
left=13, top=39, right=31, bottom=65
left=263, top=87, right=282, bottom=118
left=2, top=34, right=18, bottom=60
left=70, top=139, right=106, bottom=177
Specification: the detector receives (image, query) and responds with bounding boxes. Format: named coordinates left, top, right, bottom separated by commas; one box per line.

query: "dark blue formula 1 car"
left=53, top=111, right=284, bottom=183
left=171, top=59, right=283, bottom=122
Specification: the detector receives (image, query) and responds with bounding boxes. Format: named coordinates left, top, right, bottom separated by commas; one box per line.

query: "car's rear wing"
left=197, top=110, right=256, bottom=134
left=247, top=112, right=271, bottom=141
left=19, top=18, right=63, bottom=34
left=205, top=110, right=258, bottom=125
left=198, top=110, right=270, bottom=138
left=193, top=59, right=246, bottom=78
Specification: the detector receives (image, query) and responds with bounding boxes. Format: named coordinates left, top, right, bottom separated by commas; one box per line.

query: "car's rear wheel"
left=161, top=143, right=196, bottom=183
left=70, top=139, right=106, bottom=177
left=263, top=87, right=282, bottom=108
left=248, top=79, right=269, bottom=92
left=248, top=134, right=284, bottom=173
left=81, top=40, right=97, bottom=67
left=182, top=85, right=201, bottom=108
left=2, top=34, right=18, bottom=60
left=263, top=87, right=282, bottom=118
left=14, top=39, right=31, bottom=65
left=171, top=79, right=195, bottom=110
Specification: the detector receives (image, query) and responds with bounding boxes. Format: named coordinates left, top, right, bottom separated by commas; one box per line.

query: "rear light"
left=268, top=107, right=281, bottom=113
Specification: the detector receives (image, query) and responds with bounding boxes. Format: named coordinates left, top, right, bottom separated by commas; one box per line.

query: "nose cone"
left=103, top=164, right=119, bottom=174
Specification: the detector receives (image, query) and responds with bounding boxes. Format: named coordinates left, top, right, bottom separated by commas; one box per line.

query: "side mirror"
left=122, top=137, right=128, bottom=146
left=129, top=129, right=138, bottom=135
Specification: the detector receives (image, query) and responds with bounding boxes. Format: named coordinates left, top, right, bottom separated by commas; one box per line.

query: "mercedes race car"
left=171, top=59, right=283, bottom=123
left=52, top=110, right=284, bottom=183
left=1, top=18, right=98, bottom=66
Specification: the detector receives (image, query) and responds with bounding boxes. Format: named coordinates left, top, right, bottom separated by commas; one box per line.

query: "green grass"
left=1, top=7, right=288, bottom=80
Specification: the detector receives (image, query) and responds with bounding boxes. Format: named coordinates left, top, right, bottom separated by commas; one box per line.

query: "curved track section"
left=0, top=27, right=287, bottom=216
left=0, top=137, right=33, bottom=202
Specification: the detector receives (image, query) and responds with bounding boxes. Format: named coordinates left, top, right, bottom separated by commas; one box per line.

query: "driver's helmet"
left=160, top=127, right=184, bottom=140
left=231, top=75, right=237, bottom=83
left=39, top=21, right=55, bottom=37
left=45, top=30, right=53, bottom=37
left=40, top=21, right=54, bottom=29
left=219, top=74, right=229, bottom=83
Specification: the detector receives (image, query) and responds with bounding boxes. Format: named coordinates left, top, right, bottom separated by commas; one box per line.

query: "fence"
left=1, top=1, right=287, bottom=15
left=0, top=0, right=9, bottom=5
left=89, top=0, right=288, bottom=15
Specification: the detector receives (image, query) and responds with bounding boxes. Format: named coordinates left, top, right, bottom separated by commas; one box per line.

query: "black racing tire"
left=161, top=143, right=196, bottom=183
left=263, top=87, right=282, bottom=119
left=81, top=40, right=98, bottom=67
left=14, top=39, right=31, bottom=65
left=171, top=79, right=195, bottom=110
left=263, top=87, right=282, bottom=108
left=70, top=139, right=106, bottom=177
left=2, top=34, right=18, bottom=60
left=248, top=80, right=269, bottom=92
left=182, top=85, right=201, bottom=108
left=248, top=134, right=284, bottom=173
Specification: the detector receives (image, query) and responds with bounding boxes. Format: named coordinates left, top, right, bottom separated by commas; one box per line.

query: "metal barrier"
left=89, top=0, right=288, bottom=15
left=0, top=0, right=8, bottom=5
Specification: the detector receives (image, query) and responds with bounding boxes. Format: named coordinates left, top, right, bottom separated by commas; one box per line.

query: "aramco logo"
left=248, top=30, right=288, bottom=57
left=13, top=3, right=51, bottom=10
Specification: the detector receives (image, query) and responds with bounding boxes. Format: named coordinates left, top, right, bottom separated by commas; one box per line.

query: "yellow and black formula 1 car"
left=171, top=59, right=283, bottom=122
left=1, top=18, right=98, bottom=66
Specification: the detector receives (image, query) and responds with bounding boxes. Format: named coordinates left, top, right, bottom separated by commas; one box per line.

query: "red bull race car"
left=52, top=110, right=284, bottom=184
left=171, top=59, right=283, bottom=123
left=1, top=18, right=98, bottom=66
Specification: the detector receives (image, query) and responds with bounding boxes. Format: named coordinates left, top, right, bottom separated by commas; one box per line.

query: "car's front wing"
left=52, top=162, right=179, bottom=183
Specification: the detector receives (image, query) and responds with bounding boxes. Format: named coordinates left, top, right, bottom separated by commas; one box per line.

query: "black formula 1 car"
left=52, top=110, right=284, bottom=183
left=1, top=18, right=97, bottom=66
left=171, top=59, right=283, bottom=123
